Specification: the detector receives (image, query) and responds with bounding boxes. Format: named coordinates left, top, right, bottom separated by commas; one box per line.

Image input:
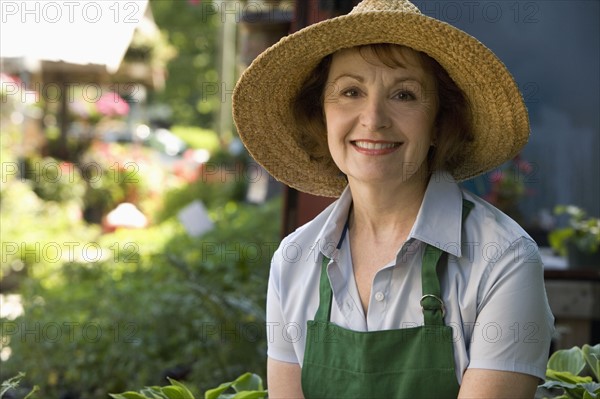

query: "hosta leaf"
left=232, top=373, right=263, bottom=392
left=549, top=347, right=586, bottom=375
left=231, top=391, right=268, bottom=399
left=140, top=387, right=169, bottom=399
left=162, top=386, right=191, bottom=399
left=547, top=369, right=592, bottom=384
left=109, top=392, right=150, bottom=399
left=205, top=381, right=235, bottom=399
left=583, top=344, right=600, bottom=381
left=582, top=391, right=596, bottom=399
left=166, top=378, right=195, bottom=399
left=580, top=382, right=600, bottom=395
left=541, top=380, right=578, bottom=390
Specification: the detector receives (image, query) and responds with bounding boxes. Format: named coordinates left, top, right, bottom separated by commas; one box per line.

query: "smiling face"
left=323, top=46, right=439, bottom=191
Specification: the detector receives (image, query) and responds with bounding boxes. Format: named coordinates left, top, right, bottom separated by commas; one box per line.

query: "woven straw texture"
left=232, top=0, right=530, bottom=197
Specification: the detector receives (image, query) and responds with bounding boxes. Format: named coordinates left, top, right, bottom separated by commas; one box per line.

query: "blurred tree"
left=149, top=0, right=221, bottom=129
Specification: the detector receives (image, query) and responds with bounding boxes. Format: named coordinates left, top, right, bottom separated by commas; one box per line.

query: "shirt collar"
left=409, top=170, right=464, bottom=257
left=316, top=186, right=353, bottom=261
left=316, top=170, right=464, bottom=260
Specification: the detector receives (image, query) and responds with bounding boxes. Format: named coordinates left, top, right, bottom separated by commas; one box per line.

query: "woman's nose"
left=359, top=96, right=391, bottom=131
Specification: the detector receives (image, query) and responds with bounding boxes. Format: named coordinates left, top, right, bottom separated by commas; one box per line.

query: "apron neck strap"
left=421, top=199, right=473, bottom=325
left=420, top=246, right=445, bottom=325
left=315, top=255, right=333, bottom=322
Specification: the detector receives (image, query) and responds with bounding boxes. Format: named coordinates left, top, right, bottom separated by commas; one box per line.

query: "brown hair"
left=292, top=44, right=473, bottom=175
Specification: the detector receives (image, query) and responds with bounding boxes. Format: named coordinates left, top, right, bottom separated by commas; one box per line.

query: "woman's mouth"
left=351, top=140, right=402, bottom=154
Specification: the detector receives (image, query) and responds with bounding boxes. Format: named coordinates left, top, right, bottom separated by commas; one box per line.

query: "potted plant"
left=536, top=344, right=600, bottom=398
left=482, top=154, right=534, bottom=226
left=549, top=205, right=600, bottom=268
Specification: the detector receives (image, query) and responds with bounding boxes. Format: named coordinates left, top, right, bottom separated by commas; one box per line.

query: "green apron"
left=301, top=201, right=473, bottom=398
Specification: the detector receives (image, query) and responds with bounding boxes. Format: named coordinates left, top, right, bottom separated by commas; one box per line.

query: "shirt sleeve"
left=467, top=236, right=555, bottom=380
left=266, top=247, right=300, bottom=364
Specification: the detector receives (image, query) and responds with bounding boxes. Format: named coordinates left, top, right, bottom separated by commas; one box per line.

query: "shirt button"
left=374, top=292, right=385, bottom=302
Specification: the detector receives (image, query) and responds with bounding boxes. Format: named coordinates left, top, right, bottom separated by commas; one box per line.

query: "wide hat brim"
left=233, top=6, right=530, bottom=197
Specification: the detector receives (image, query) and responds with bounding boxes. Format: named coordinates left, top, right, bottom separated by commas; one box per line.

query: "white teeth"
left=353, top=141, right=399, bottom=150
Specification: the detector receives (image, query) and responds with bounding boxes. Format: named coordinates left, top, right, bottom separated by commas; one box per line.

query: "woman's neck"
left=347, top=174, right=429, bottom=243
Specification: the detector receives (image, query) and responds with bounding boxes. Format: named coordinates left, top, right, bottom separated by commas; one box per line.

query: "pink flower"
left=489, top=170, right=504, bottom=183
left=96, top=92, right=130, bottom=117
left=59, top=162, right=74, bottom=174
left=517, top=159, right=533, bottom=174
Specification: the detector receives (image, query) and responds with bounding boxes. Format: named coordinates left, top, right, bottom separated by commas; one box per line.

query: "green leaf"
left=205, top=373, right=265, bottom=399
left=108, top=392, right=152, bottom=399
left=541, top=379, right=578, bottom=390
left=231, top=391, right=268, bottom=399
left=205, top=381, right=235, bottom=399
left=1, top=372, right=26, bottom=396
left=547, top=370, right=593, bottom=385
left=166, top=378, right=195, bottom=399
left=580, top=382, right=600, bottom=394
left=549, top=347, right=587, bottom=375
left=162, top=386, right=191, bottom=399
left=549, top=228, right=574, bottom=256
left=23, top=386, right=40, bottom=399
left=232, top=373, right=263, bottom=392
left=583, top=344, right=600, bottom=381
left=140, top=387, right=169, bottom=399
left=582, top=391, right=596, bottom=399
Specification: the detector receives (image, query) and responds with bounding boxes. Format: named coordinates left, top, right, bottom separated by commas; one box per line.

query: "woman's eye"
left=394, top=91, right=416, bottom=101
left=342, top=88, right=360, bottom=97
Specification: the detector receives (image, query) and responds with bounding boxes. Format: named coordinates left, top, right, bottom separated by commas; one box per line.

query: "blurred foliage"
left=0, top=373, right=38, bottom=399
left=124, top=19, right=177, bottom=70
left=157, top=168, right=247, bottom=224
left=0, top=114, right=278, bottom=397
left=171, top=125, right=222, bottom=152
left=549, top=205, right=600, bottom=256
left=1, top=197, right=279, bottom=398
left=482, top=154, right=534, bottom=225
left=78, top=142, right=156, bottom=223
left=149, top=0, right=221, bottom=128
left=0, top=155, right=101, bottom=291
left=157, top=144, right=251, bottom=223
left=21, top=157, right=87, bottom=206
left=0, top=145, right=280, bottom=397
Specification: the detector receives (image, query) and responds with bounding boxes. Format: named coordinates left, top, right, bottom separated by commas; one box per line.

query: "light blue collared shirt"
left=266, top=171, right=554, bottom=383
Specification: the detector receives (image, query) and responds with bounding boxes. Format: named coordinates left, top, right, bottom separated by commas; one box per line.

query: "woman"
left=233, top=0, right=554, bottom=397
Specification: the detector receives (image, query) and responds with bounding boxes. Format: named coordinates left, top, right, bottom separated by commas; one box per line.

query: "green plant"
left=483, top=154, right=534, bottom=223
left=78, top=142, right=157, bottom=223
left=22, top=157, right=86, bottom=205
left=0, top=178, right=101, bottom=289
left=109, top=373, right=267, bottom=399
left=170, top=126, right=221, bottom=152
left=149, top=0, right=221, bottom=128
left=1, top=195, right=280, bottom=398
left=549, top=205, right=600, bottom=257
left=537, top=344, right=600, bottom=398
left=1, top=373, right=39, bottom=399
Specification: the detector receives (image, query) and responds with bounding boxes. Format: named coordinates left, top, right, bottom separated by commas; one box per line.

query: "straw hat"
left=232, top=0, right=530, bottom=197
